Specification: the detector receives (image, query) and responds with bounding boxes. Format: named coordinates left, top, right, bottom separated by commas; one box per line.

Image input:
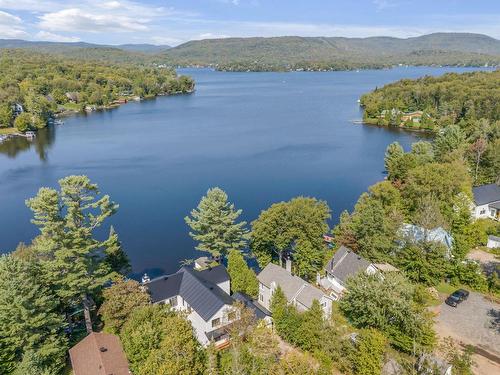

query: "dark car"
left=445, top=289, right=469, bottom=307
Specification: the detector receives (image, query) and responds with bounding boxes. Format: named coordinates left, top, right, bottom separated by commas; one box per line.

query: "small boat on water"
left=0, top=135, right=8, bottom=143
left=25, top=131, right=36, bottom=139
left=54, top=119, right=64, bottom=125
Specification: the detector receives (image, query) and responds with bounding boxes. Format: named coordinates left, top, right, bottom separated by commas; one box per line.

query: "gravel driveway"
left=434, top=292, right=500, bottom=374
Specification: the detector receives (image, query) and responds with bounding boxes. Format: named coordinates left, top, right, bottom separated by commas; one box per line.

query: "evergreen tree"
left=384, top=142, right=405, bottom=180
left=103, top=226, right=131, bottom=277
left=13, top=350, right=52, bottom=375
left=99, top=279, right=151, bottom=334
left=269, top=286, right=289, bottom=338
left=0, top=255, right=68, bottom=374
left=294, top=299, right=324, bottom=351
left=227, top=249, right=259, bottom=298
left=351, top=329, right=387, bottom=375
left=185, top=187, right=249, bottom=259
left=25, top=175, right=118, bottom=308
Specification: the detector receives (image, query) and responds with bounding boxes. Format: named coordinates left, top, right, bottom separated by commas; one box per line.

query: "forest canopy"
left=0, top=49, right=194, bottom=131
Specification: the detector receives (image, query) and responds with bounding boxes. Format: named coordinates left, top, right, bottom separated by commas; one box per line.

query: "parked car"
left=445, top=289, right=469, bottom=307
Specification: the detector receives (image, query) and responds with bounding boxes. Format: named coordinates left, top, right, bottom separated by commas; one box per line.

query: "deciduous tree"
left=99, top=279, right=151, bottom=334
left=251, top=197, right=330, bottom=279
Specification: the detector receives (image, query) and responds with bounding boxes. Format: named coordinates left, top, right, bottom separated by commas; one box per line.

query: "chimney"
left=285, top=258, right=292, bottom=273
left=141, top=273, right=150, bottom=284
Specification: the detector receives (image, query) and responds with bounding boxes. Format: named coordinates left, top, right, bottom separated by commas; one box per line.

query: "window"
left=211, top=318, right=221, bottom=328
left=259, top=294, right=263, bottom=302
left=479, top=208, right=486, bottom=215
left=167, top=297, right=178, bottom=307
left=490, top=209, right=496, bottom=217
left=227, top=311, right=236, bottom=321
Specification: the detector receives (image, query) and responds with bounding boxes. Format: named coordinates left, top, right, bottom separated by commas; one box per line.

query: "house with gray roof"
left=319, top=245, right=378, bottom=299
left=257, top=263, right=333, bottom=317
left=143, top=265, right=235, bottom=347
left=472, top=183, right=500, bottom=221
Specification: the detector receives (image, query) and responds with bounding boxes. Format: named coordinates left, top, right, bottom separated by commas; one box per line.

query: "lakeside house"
left=257, top=262, right=333, bottom=317
left=69, top=332, right=130, bottom=375
left=400, top=110, right=423, bottom=124
left=472, top=183, right=500, bottom=221
left=319, top=245, right=378, bottom=299
left=143, top=265, right=236, bottom=347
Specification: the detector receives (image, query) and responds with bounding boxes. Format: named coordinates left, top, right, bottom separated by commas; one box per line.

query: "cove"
left=0, top=67, right=490, bottom=277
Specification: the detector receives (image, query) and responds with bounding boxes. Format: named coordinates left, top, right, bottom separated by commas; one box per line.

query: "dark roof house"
left=472, top=183, right=500, bottom=205
left=145, top=265, right=233, bottom=322
left=69, top=332, right=130, bottom=375
left=325, top=245, right=373, bottom=284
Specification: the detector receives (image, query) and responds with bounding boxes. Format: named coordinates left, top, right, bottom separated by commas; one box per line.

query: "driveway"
left=434, top=292, right=500, bottom=374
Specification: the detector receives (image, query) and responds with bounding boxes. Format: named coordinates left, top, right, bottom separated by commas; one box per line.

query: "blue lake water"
left=0, top=67, right=490, bottom=277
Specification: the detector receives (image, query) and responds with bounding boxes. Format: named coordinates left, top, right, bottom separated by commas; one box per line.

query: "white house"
left=257, top=263, right=333, bottom=318
left=319, top=245, right=378, bottom=299
left=472, top=183, right=500, bottom=221
left=487, top=235, right=500, bottom=249
left=143, top=265, right=235, bottom=347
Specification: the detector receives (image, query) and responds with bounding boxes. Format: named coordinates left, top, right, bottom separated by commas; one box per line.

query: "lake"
left=0, top=67, right=488, bottom=277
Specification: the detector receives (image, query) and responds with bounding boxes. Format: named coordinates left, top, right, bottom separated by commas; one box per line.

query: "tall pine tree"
left=25, top=175, right=118, bottom=309
left=0, top=255, right=68, bottom=374
left=185, top=187, right=249, bottom=259
left=103, top=226, right=131, bottom=277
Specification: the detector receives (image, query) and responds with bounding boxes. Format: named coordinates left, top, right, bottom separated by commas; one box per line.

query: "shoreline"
left=0, top=89, right=195, bottom=137
left=56, top=89, right=195, bottom=118
left=354, top=119, right=436, bottom=134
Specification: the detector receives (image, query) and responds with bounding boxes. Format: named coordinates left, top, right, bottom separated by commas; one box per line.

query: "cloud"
left=197, top=32, right=230, bottom=39
left=38, top=8, right=150, bottom=33
left=0, top=10, right=28, bottom=38
left=150, top=35, right=183, bottom=46
left=373, top=0, right=398, bottom=11
left=35, top=31, right=81, bottom=42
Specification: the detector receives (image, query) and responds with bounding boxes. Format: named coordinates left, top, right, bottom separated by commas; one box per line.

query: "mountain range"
left=1, top=33, right=499, bottom=70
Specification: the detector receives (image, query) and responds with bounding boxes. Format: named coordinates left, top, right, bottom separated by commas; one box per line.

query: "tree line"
left=0, top=49, right=194, bottom=132
left=360, top=70, right=500, bottom=184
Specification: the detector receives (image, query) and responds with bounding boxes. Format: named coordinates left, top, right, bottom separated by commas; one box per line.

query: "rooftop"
left=325, top=245, right=371, bottom=283
left=144, top=266, right=233, bottom=321
left=400, top=224, right=453, bottom=249
left=257, top=263, right=326, bottom=309
left=232, top=291, right=271, bottom=320
left=69, top=332, right=130, bottom=375
left=473, top=183, right=500, bottom=205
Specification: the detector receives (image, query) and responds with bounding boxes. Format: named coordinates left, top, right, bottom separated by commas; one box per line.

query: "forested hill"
left=0, top=39, right=170, bottom=65
left=2, top=33, right=500, bottom=70
left=161, top=33, right=500, bottom=71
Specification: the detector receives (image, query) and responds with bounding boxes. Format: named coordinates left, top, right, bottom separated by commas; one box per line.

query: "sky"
left=0, top=0, right=499, bottom=46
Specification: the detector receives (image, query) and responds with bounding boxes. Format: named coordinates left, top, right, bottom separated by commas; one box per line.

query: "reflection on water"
left=0, top=126, right=56, bottom=161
